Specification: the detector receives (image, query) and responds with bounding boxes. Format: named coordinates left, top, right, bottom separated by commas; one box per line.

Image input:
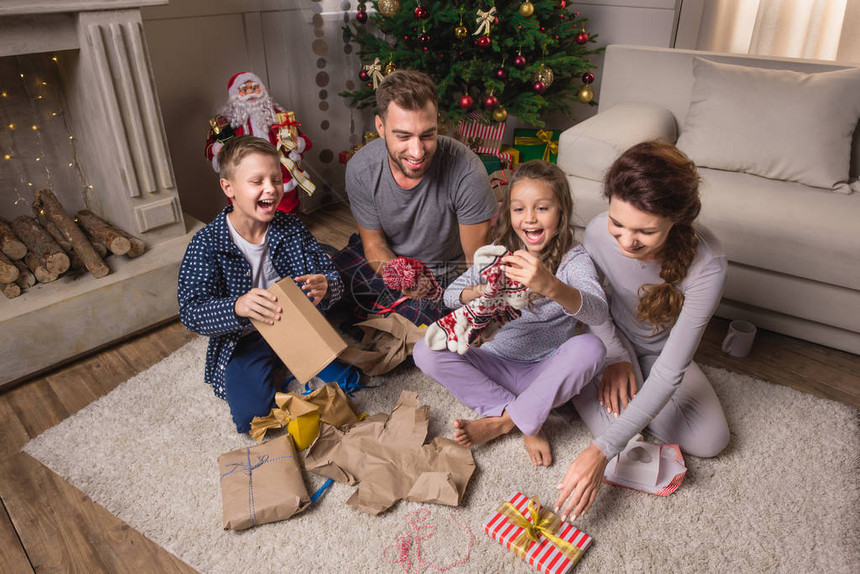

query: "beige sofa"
left=557, top=44, right=860, bottom=354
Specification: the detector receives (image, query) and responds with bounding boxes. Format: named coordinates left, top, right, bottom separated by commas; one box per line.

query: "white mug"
left=721, top=320, right=757, bottom=358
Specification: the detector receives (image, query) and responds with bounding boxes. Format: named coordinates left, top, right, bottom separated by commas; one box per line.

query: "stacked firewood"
left=0, top=189, right=145, bottom=299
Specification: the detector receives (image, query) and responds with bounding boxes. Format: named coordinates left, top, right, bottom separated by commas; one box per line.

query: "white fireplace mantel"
left=0, top=0, right=201, bottom=389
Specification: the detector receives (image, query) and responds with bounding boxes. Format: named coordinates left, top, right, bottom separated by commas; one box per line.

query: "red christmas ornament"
left=513, top=55, right=527, bottom=69
left=414, top=6, right=428, bottom=19
left=582, top=71, right=595, bottom=84
left=495, top=67, right=508, bottom=81
left=356, top=11, right=368, bottom=23
left=532, top=80, right=546, bottom=94
left=476, top=35, right=491, bottom=49
left=359, top=69, right=370, bottom=81
left=418, top=32, right=431, bottom=46
left=459, top=95, right=474, bottom=111
left=576, top=31, right=589, bottom=44
left=483, top=94, right=499, bottom=110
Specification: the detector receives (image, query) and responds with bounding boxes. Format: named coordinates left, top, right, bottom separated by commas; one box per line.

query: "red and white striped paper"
left=457, top=112, right=507, bottom=154
left=483, top=492, right=592, bottom=574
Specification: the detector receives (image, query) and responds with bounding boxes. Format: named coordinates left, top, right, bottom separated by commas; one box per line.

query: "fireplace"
left=0, top=1, right=199, bottom=388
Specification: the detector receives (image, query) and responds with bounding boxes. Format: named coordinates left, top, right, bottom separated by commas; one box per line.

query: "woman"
left=555, top=141, right=730, bottom=522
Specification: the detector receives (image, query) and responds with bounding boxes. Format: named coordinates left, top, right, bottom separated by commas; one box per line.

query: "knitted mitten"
left=381, top=256, right=443, bottom=302
left=424, top=245, right=528, bottom=354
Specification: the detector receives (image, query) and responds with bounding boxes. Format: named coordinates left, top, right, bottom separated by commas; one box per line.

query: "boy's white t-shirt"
left=226, top=215, right=281, bottom=335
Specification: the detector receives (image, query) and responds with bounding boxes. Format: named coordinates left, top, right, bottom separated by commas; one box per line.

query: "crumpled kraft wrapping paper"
left=218, top=434, right=309, bottom=530
left=338, top=314, right=424, bottom=375
left=249, top=382, right=361, bottom=446
left=303, top=390, right=476, bottom=515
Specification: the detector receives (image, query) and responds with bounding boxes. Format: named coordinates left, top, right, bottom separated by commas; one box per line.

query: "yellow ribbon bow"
left=514, top=130, right=558, bottom=162
left=498, top=497, right=583, bottom=563
left=368, top=57, right=385, bottom=89
left=474, top=7, right=496, bottom=36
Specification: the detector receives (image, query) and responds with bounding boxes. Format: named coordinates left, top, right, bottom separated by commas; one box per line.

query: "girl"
left=555, top=141, right=730, bottom=523
left=413, top=160, right=608, bottom=466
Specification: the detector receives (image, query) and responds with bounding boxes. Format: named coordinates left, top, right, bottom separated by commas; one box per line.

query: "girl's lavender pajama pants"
left=413, top=334, right=606, bottom=435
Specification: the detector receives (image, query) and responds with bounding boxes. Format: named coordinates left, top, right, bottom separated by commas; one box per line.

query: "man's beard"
left=220, top=95, right=277, bottom=137
left=387, top=144, right=434, bottom=180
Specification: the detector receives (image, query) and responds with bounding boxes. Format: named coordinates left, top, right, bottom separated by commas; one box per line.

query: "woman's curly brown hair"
left=604, top=141, right=702, bottom=331
left=494, top=160, right=576, bottom=275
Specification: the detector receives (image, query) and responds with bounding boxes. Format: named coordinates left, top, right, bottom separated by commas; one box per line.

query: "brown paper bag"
left=338, top=314, right=424, bottom=375
left=218, top=434, right=309, bottom=530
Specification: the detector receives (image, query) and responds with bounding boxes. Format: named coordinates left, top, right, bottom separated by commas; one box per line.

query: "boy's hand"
left=295, top=274, right=328, bottom=306
left=235, top=288, right=282, bottom=325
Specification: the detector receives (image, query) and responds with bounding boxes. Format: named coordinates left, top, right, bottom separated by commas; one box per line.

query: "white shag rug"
left=23, top=336, right=859, bottom=573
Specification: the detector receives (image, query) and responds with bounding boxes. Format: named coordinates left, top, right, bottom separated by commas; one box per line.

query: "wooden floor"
left=1, top=202, right=858, bottom=573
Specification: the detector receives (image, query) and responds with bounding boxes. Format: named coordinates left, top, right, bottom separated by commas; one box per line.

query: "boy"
left=178, top=135, right=342, bottom=433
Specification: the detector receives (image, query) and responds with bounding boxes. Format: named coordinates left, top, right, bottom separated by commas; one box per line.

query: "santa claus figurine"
left=205, top=71, right=312, bottom=214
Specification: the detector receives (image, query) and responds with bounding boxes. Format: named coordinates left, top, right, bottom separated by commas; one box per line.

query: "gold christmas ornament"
left=492, top=107, right=508, bottom=122
left=455, top=25, right=468, bottom=39
left=533, top=64, right=554, bottom=88
left=577, top=84, right=594, bottom=103
left=519, top=1, right=535, bottom=17
left=378, top=0, right=402, bottom=18
left=384, top=62, right=396, bottom=75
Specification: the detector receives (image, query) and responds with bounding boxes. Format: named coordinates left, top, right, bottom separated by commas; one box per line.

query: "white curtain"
left=694, top=0, right=860, bottom=62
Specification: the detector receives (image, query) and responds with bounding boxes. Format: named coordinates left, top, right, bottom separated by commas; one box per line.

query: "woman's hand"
left=295, top=274, right=329, bottom=306
left=599, top=361, right=637, bottom=416
left=502, top=250, right=557, bottom=295
left=234, top=288, right=282, bottom=324
left=554, top=443, right=609, bottom=522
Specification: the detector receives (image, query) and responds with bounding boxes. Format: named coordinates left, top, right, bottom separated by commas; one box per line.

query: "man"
left=205, top=71, right=311, bottom=214
left=337, top=70, right=497, bottom=325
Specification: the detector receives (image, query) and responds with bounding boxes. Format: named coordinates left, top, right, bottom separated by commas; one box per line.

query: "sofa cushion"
left=557, top=103, right=677, bottom=182
left=676, top=57, right=860, bottom=194
left=696, top=168, right=860, bottom=290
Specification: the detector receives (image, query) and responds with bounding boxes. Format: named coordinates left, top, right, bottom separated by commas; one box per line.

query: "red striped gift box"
left=457, top=112, right=507, bottom=155
left=484, top=491, right=592, bottom=573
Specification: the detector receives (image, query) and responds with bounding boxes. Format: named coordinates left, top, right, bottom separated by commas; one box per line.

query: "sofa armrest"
left=557, top=103, right=678, bottom=182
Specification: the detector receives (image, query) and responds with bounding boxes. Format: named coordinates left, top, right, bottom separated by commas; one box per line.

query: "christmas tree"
left=342, top=0, right=601, bottom=127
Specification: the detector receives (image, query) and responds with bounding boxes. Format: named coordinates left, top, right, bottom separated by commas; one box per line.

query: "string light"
left=1, top=92, right=7, bottom=98
left=7, top=123, right=14, bottom=129
left=4, top=154, right=11, bottom=160
left=31, top=124, right=38, bottom=130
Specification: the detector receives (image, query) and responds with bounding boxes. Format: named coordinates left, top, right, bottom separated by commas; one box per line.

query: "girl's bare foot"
left=524, top=430, right=552, bottom=466
left=452, top=412, right=516, bottom=447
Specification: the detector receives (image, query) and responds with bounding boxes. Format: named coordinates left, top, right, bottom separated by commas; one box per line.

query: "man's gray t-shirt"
left=346, top=135, right=497, bottom=275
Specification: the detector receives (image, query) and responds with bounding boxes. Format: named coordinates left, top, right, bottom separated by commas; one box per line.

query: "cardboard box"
left=251, top=277, right=347, bottom=384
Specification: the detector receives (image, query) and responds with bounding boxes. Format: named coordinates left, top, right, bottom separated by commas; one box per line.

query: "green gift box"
left=513, top=129, right=560, bottom=163
left=480, top=154, right=503, bottom=174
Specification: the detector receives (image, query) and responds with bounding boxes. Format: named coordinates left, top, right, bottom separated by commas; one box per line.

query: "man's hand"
left=235, top=288, right=282, bottom=324
left=295, top=274, right=329, bottom=306
left=401, top=274, right=432, bottom=299
left=600, top=361, right=637, bottom=417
